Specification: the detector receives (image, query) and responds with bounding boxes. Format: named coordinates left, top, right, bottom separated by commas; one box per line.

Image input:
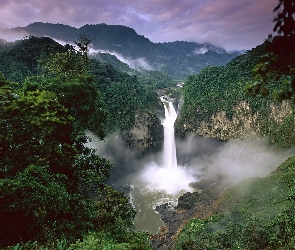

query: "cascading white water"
left=162, top=101, right=178, bottom=170
left=88, top=96, right=199, bottom=232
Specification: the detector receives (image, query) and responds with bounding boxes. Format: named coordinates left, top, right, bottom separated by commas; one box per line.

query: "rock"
left=151, top=176, right=228, bottom=249
left=175, top=192, right=200, bottom=210
left=121, top=109, right=163, bottom=157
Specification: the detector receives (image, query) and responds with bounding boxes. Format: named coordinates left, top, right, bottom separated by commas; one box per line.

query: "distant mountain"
left=0, top=22, right=242, bottom=79
left=158, top=41, right=227, bottom=55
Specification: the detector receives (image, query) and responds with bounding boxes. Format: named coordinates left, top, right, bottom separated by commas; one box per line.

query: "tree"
left=25, top=42, right=107, bottom=139
left=0, top=36, right=65, bottom=83
left=75, top=35, right=92, bottom=62
left=0, top=73, right=134, bottom=248
left=0, top=166, right=72, bottom=246
left=247, top=0, right=295, bottom=101
left=0, top=88, right=75, bottom=178
left=0, top=35, right=149, bottom=248
left=273, top=0, right=295, bottom=37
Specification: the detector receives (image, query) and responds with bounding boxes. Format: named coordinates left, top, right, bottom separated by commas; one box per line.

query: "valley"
left=1, top=6, right=295, bottom=248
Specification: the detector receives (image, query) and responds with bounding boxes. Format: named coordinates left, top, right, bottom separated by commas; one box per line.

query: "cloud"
left=0, top=0, right=278, bottom=51
left=90, top=48, right=153, bottom=70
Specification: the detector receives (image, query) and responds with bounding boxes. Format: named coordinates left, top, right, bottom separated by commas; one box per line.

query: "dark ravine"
left=150, top=176, right=227, bottom=249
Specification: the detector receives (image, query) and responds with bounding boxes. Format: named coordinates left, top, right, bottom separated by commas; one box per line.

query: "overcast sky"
left=0, top=0, right=278, bottom=51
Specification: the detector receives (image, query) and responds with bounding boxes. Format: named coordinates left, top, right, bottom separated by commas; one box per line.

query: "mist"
left=176, top=135, right=295, bottom=188
left=47, top=38, right=154, bottom=71
left=86, top=131, right=154, bottom=181
left=89, top=48, right=153, bottom=71
left=86, top=131, right=294, bottom=232
left=204, top=137, right=295, bottom=186
left=87, top=132, right=294, bottom=191
left=193, top=47, right=209, bottom=55
left=0, top=29, right=27, bottom=42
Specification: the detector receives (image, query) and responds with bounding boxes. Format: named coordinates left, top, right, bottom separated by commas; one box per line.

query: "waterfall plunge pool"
left=86, top=98, right=292, bottom=234
left=113, top=99, right=203, bottom=233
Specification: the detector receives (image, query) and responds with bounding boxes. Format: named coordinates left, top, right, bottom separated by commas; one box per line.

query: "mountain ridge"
left=0, top=22, right=241, bottom=79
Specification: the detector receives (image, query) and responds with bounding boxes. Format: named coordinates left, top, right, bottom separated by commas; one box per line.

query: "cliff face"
left=151, top=100, right=295, bottom=249
left=178, top=100, right=294, bottom=145
left=121, top=109, right=164, bottom=157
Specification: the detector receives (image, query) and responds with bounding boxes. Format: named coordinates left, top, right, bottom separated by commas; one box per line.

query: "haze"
left=0, top=0, right=277, bottom=51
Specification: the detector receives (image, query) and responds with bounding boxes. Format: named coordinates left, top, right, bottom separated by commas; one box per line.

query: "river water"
left=87, top=98, right=293, bottom=234
left=113, top=99, right=202, bottom=233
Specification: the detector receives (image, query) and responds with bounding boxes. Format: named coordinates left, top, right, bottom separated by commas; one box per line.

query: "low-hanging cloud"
left=0, top=28, right=27, bottom=42
left=90, top=48, right=153, bottom=70
left=0, top=0, right=278, bottom=51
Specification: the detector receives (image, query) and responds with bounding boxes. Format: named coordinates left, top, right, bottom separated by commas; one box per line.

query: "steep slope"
left=175, top=155, right=295, bottom=249
left=178, top=42, right=295, bottom=147
left=158, top=41, right=227, bottom=55
left=0, top=36, right=65, bottom=83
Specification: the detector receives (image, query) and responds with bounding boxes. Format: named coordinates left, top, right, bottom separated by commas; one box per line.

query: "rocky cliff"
left=121, top=109, right=164, bottom=157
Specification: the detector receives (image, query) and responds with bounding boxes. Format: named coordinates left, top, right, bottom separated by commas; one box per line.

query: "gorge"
left=88, top=95, right=295, bottom=245
left=1, top=12, right=295, bottom=247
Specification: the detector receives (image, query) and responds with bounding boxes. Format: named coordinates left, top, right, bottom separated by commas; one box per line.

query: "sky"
left=0, top=0, right=278, bottom=51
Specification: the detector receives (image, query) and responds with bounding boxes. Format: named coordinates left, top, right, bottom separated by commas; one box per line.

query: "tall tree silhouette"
left=273, top=0, right=295, bottom=36
left=247, top=0, right=295, bottom=100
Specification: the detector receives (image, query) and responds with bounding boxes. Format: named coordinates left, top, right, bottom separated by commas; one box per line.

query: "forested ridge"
left=173, top=0, right=295, bottom=248
left=1, top=0, right=295, bottom=248
left=178, top=40, right=295, bottom=148
left=0, top=36, right=154, bottom=249
left=1, top=22, right=240, bottom=79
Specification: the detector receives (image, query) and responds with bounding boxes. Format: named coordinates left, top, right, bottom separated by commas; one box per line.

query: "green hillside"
left=0, top=36, right=154, bottom=249
left=175, top=155, right=295, bottom=249
left=1, top=1, right=295, bottom=247
left=0, top=36, right=159, bottom=135
left=174, top=2, right=295, bottom=248
left=178, top=42, right=294, bottom=148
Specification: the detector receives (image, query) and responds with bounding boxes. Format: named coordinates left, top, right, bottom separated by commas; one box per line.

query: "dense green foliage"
left=0, top=36, right=153, bottom=249
left=247, top=0, right=295, bottom=101
left=89, top=59, right=158, bottom=133
left=176, top=2, right=295, bottom=248
left=180, top=0, right=295, bottom=141
left=2, top=5, right=295, bottom=247
left=247, top=35, right=295, bottom=102
left=91, top=52, right=134, bottom=73
left=137, top=70, right=176, bottom=89
left=0, top=36, right=66, bottom=83
left=0, top=73, right=113, bottom=246
left=179, top=41, right=295, bottom=147
left=0, top=36, right=159, bottom=135
left=175, top=156, right=295, bottom=249
left=180, top=44, right=268, bottom=125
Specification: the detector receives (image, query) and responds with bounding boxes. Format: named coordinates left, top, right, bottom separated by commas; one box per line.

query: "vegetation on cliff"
left=179, top=36, right=295, bottom=148
left=1, top=1, right=295, bottom=247
left=175, top=1, right=295, bottom=249
left=175, top=155, right=295, bottom=249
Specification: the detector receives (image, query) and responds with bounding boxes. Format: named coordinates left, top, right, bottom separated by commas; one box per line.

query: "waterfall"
left=161, top=99, right=178, bottom=170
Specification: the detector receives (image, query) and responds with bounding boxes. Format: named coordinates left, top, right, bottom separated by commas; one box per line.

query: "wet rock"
left=175, top=192, right=200, bottom=210
left=121, top=109, right=163, bottom=157
left=151, top=176, right=227, bottom=249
